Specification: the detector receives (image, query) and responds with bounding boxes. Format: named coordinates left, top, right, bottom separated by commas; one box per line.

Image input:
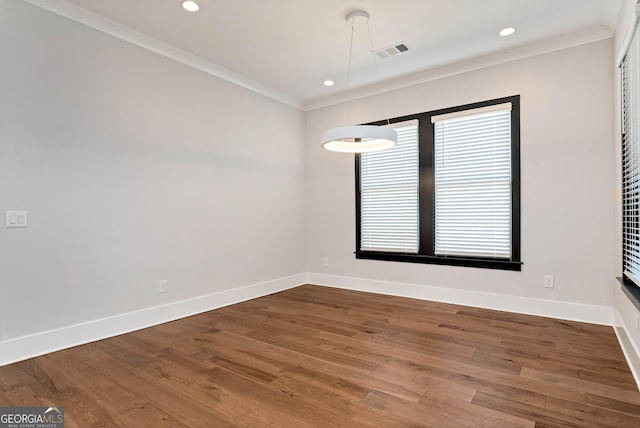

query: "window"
left=356, top=96, right=521, bottom=270
left=622, top=23, right=640, bottom=287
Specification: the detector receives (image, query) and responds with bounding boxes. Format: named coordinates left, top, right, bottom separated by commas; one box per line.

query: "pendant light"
left=321, top=10, right=397, bottom=153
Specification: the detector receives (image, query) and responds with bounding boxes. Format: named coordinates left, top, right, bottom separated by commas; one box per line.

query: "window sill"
left=618, top=277, right=640, bottom=312
left=356, top=251, right=522, bottom=271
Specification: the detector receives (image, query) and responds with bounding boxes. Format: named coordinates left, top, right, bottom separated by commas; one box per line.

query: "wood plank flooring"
left=1, top=284, right=639, bottom=427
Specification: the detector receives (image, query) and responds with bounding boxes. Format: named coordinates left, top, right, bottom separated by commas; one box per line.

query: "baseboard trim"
left=0, top=273, right=306, bottom=367
left=0, top=272, right=627, bottom=374
left=306, top=273, right=614, bottom=325
left=613, top=310, right=640, bottom=390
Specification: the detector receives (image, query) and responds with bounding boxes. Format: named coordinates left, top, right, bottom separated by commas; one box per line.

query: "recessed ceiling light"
left=323, top=80, right=335, bottom=87
left=182, top=1, right=200, bottom=12
left=499, top=27, right=516, bottom=37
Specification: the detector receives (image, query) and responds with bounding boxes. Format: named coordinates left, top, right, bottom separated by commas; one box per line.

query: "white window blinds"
left=433, top=104, right=512, bottom=258
left=360, top=120, right=419, bottom=253
left=623, top=23, right=640, bottom=287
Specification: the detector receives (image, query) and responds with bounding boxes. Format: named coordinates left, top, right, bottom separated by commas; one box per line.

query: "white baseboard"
left=0, top=273, right=306, bottom=367
left=613, top=310, right=640, bottom=389
left=307, top=274, right=640, bottom=386
left=0, top=272, right=627, bottom=373
left=306, top=273, right=614, bottom=326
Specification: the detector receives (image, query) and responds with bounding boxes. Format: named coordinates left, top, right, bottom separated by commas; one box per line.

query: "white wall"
left=306, top=39, right=617, bottom=319
left=0, top=1, right=306, bottom=350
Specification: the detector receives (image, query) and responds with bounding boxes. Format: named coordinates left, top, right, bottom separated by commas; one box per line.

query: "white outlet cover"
left=5, top=211, right=28, bottom=228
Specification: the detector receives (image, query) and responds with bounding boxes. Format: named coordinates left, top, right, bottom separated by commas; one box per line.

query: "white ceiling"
left=33, top=0, right=623, bottom=109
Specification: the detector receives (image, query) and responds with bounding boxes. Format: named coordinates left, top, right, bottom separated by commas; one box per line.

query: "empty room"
left=2, top=0, right=640, bottom=426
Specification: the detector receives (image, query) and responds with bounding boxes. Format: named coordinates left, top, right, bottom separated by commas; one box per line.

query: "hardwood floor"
left=1, top=284, right=639, bottom=427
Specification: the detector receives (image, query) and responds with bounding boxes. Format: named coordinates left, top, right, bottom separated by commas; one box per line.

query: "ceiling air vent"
left=374, top=42, right=410, bottom=59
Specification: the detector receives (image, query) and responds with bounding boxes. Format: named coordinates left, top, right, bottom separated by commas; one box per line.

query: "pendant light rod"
left=341, top=10, right=360, bottom=127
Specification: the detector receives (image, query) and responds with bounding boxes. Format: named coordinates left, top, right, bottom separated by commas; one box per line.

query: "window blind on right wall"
left=432, top=103, right=512, bottom=259
left=622, top=21, right=640, bottom=287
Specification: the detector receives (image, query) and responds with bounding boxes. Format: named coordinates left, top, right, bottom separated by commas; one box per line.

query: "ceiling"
left=36, top=0, right=624, bottom=109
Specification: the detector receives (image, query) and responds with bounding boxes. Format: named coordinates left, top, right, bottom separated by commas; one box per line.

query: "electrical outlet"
left=543, top=275, right=554, bottom=288
left=323, top=257, right=329, bottom=266
left=5, top=211, right=27, bottom=228
left=159, top=280, right=168, bottom=293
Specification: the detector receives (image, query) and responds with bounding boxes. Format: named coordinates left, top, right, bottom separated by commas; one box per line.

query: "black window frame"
left=355, top=95, right=522, bottom=271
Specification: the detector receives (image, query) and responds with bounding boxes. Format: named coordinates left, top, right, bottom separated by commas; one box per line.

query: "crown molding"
left=22, top=0, right=303, bottom=109
left=21, top=0, right=612, bottom=113
left=304, top=27, right=613, bottom=111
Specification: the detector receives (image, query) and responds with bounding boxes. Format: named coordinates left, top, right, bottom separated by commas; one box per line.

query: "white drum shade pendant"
left=322, top=125, right=396, bottom=153
left=321, top=10, right=397, bottom=153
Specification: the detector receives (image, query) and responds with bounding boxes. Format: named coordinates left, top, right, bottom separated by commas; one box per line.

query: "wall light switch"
left=5, top=211, right=27, bottom=228
left=543, top=275, right=554, bottom=288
